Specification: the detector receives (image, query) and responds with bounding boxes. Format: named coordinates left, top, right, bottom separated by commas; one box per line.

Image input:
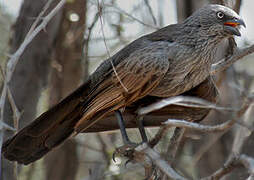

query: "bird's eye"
left=216, top=11, right=224, bottom=19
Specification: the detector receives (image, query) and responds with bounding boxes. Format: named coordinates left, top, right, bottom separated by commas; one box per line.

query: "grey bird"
left=2, top=4, right=245, bottom=165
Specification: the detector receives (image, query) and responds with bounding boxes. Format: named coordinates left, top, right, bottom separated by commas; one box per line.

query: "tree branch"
left=143, top=145, right=188, bottom=180
left=211, top=45, right=254, bottom=75
left=89, top=1, right=158, bottom=29
left=163, top=119, right=236, bottom=133
left=201, top=155, right=240, bottom=180
left=165, top=127, right=185, bottom=162
left=137, top=96, right=234, bottom=116
left=143, top=0, right=157, bottom=25
left=0, top=0, right=66, bottom=178
left=148, top=126, right=169, bottom=148
left=201, top=154, right=254, bottom=180
left=0, top=0, right=66, bottom=123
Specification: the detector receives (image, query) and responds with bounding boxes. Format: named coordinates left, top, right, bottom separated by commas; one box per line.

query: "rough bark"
left=2, top=0, right=62, bottom=180
left=44, top=1, right=87, bottom=180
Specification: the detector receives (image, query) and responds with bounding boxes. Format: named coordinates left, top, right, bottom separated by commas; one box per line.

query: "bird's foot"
left=113, top=141, right=141, bottom=166
left=114, top=110, right=149, bottom=166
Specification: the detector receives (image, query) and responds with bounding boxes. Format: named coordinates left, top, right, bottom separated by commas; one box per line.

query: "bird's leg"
left=115, top=110, right=131, bottom=144
left=114, top=110, right=138, bottom=164
left=136, top=116, right=148, bottom=143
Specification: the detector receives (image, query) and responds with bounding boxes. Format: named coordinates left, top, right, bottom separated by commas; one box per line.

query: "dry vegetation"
left=1, top=0, right=254, bottom=180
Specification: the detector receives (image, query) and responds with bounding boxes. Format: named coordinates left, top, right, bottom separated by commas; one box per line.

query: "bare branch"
left=0, top=0, right=65, bottom=115
left=143, top=0, right=157, bottom=25
left=201, top=155, right=240, bottom=180
left=163, top=119, right=236, bottom=133
left=192, top=132, right=226, bottom=166
left=202, top=154, right=254, bottom=180
left=232, top=105, right=253, bottom=155
left=7, top=88, right=21, bottom=130
left=0, top=121, right=16, bottom=132
left=115, top=142, right=187, bottom=179
left=143, top=145, right=188, bottom=180
left=165, top=127, right=185, bottom=162
left=6, top=0, right=65, bottom=81
left=25, top=0, right=54, bottom=39
left=211, top=44, right=254, bottom=75
left=0, top=0, right=66, bottom=178
left=0, top=66, right=20, bottom=131
left=137, top=96, right=235, bottom=116
left=90, top=1, right=158, bottom=29
left=200, top=95, right=254, bottom=179
left=148, top=126, right=169, bottom=148
left=0, top=0, right=66, bottom=122
left=97, top=0, right=129, bottom=92
left=82, top=12, right=99, bottom=72
left=239, top=154, right=254, bottom=176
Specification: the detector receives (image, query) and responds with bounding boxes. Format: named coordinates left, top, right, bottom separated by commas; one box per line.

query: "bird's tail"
left=2, top=80, right=92, bottom=165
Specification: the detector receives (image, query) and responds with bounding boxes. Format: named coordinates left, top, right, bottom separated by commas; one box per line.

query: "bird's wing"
left=74, top=41, right=171, bottom=132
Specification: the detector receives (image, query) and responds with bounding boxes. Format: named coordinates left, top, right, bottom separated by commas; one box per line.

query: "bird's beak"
left=224, top=18, right=246, bottom=36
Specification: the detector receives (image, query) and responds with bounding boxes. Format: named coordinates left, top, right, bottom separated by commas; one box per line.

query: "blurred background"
left=0, top=0, right=254, bottom=179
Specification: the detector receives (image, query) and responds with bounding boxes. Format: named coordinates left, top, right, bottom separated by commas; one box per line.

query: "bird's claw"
left=112, top=151, right=117, bottom=163
left=124, top=159, right=132, bottom=167
left=112, top=142, right=139, bottom=165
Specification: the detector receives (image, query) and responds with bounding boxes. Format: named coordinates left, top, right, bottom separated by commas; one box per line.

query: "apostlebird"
left=2, top=4, right=245, bottom=165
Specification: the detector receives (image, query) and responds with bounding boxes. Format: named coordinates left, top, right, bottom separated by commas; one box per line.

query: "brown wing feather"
left=2, top=41, right=171, bottom=164
left=74, top=45, right=170, bottom=132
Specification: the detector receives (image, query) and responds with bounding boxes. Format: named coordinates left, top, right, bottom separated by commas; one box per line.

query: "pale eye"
left=216, top=11, right=224, bottom=19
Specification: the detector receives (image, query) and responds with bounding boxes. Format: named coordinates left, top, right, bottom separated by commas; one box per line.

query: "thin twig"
left=165, top=127, right=185, bottom=162
left=211, top=44, right=254, bottom=75
left=0, top=0, right=66, bottom=119
left=160, top=127, right=186, bottom=180
left=232, top=106, right=253, bottom=155
left=97, top=0, right=129, bottom=92
left=0, top=122, right=16, bottom=132
left=82, top=12, right=100, bottom=72
left=0, top=66, right=20, bottom=131
left=0, top=0, right=66, bottom=118
left=163, top=119, right=236, bottom=133
left=143, top=145, right=188, bottom=180
left=201, top=155, right=240, bottom=180
left=89, top=0, right=158, bottom=29
left=0, top=67, right=16, bottom=133
left=0, top=0, right=66, bottom=178
left=200, top=95, right=253, bottom=179
left=115, top=143, right=187, bottom=179
left=239, top=154, right=254, bottom=176
left=201, top=154, right=254, bottom=180
left=0, top=0, right=66, bottom=128
left=137, top=96, right=235, bottom=116
left=143, top=0, right=157, bottom=25
left=25, top=0, right=54, bottom=39
left=192, top=132, right=225, bottom=166
left=7, top=88, right=21, bottom=131
left=162, top=93, right=252, bottom=134
left=148, top=126, right=168, bottom=148
left=192, top=94, right=252, bottom=165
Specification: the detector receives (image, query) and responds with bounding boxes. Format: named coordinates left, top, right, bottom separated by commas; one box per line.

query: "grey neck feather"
left=177, top=17, right=227, bottom=50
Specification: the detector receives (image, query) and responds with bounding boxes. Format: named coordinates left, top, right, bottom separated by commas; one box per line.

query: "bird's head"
left=184, top=4, right=246, bottom=37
